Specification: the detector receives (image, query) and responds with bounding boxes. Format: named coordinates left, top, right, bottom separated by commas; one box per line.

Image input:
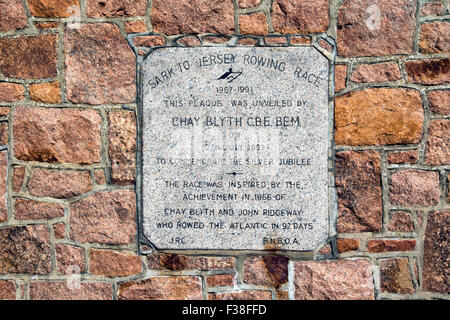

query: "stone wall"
left=0, top=0, right=448, bottom=300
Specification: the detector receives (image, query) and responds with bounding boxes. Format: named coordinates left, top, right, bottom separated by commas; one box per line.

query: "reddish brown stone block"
left=34, top=22, right=59, bottom=29
left=419, top=22, right=450, bottom=54
left=388, top=211, right=414, bottom=232
left=337, top=0, right=416, bottom=57
left=387, top=150, right=418, bottom=164
left=337, top=238, right=360, bottom=253
left=108, top=111, right=136, bottom=185
left=27, top=0, right=79, bottom=17
left=53, top=222, right=66, bottom=239
left=421, top=1, right=445, bottom=15
left=335, top=88, right=423, bottom=146
left=0, top=122, right=6, bottom=145
left=428, top=90, right=450, bottom=115
left=0, top=107, right=9, bottom=117
left=124, top=21, right=147, bottom=33
left=14, top=199, right=64, bottom=220
left=0, top=152, right=6, bottom=223
left=134, top=35, right=165, bottom=47
left=146, top=254, right=235, bottom=271
left=272, top=0, right=329, bottom=34
left=0, top=34, right=57, bottom=79
left=118, top=276, right=202, bottom=300
left=65, top=23, right=136, bottom=105
left=203, top=36, right=230, bottom=44
left=89, top=249, right=142, bottom=277
left=94, top=169, right=106, bottom=185
left=30, top=281, right=112, bottom=300
left=238, top=37, right=258, bottom=45
left=0, top=225, right=51, bottom=274
left=264, top=36, right=287, bottom=45
left=293, top=259, right=374, bottom=300
left=29, top=82, right=60, bottom=103
left=70, top=190, right=136, bottom=244
left=243, top=256, right=288, bottom=287
left=151, top=0, right=234, bottom=35
left=425, top=120, right=450, bottom=165
left=405, top=58, right=450, bottom=85
left=0, top=0, right=28, bottom=32
left=177, top=36, right=201, bottom=47
left=0, top=280, right=15, bottom=300
left=238, top=0, right=261, bottom=8
left=334, top=65, right=347, bottom=92
left=290, top=36, right=311, bottom=45
left=28, top=168, right=92, bottom=199
left=13, top=106, right=102, bottom=164
left=86, top=0, right=147, bottom=17
left=12, top=166, right=25, bottom=192
left=55, top=244, right=85, bottom=275
left=206, top=274, right=235, bottom=287
left=380, top=258, right=414, bottom=294
left=351, top=63, right=401, bottom=82
left=389, top=170, right=440, bottom=206
left=367, top=239, right=416, bottom=253
left=0, top=83, right=24, bottom=102
left=335, top=151, right=382, bottom=233
left=209, top=291, right=272, bottom=300
left=423, top=210, right=449, bottom=293
left=239, top=12, right=268, bottom=35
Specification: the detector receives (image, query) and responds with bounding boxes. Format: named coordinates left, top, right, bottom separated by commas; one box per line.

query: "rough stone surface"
left=14, top=106, right=101, bottom=164
left=351, top=63, right=401, bottom=82
left=206, top=274, right=235, bottom=287
left=423, top=210, right=449, bottom=293
left=29, top=82, right=60, bottom=103
left=294, top=259, right=374, bottom=300
left=124, top=21, right=147, bottom=33
left=70, top=190, right=136, bottom=244
left=203, top=36, right=230, bottom=44
left=335, top=151, right=382, bottom=233
left=28, top=169, right=92, bottom=198
left=86, top=0, right=147, bottom=17
left=65, top=23, right=136, bottom=105
left=12, top=166, right=25, bottom=192
left=0, top=280, right=15, bottom=300
left=209, top=291, right=272, bottom=300
left=30, top=281, right=112, bottom=300
left=405, top=59, right=450, bottom=85
left=238, top=37, right=259, bottom=45
left=334, top=65, right=347, bottom=92
left=448, top=174, right=450, bottom=203
left=264, top=36, right=287, bottom=45
left=0, top=122, right=6, bottom=145
left=151, top=0, right=234, bottom=35
left=14, top=199, right=64, bottom=220
left=89, top=249, right=142, bottom=277
left=177, top=36, right=201, bottom=47
left=0, top=225, right=51, bottom=274
left=419, top=22, right=450, bottom=54
left=291, top=36, right=311, bottom=45
left=0, top=0, right=28, bottom=32
left=53, top=223, right=66, bottom=239
left=428, top=90, right=450, bottom=115
left=146, top=254, right=235, bottom=271
left=0, top=152, right=6, bottom=223
left=34, top=22, right=58, bottom=29
left=243, top=256, right=288, bottom=287
left=108, top=111, right=136, bottom=185
left=238, top=0, right=261, bottom=8
left=387, top=150, right=418, bottom=164
left=0, top=34, right=57, bottom=79
left=272, top=0, right=329, bottom=34
left=337, top=0, right=416, bottom=57
left=118, top=276, right=202, bottom=300
left=390, top=170, right=440, bottom=207
left=0, top=83, right=24, bottom=102
left=0, top=108, right=9, bottom=117
left=425, top=120, right=450, bottom=165
left=94, top=169, right=106, bottom=185
left=388, top=211, right=414, bottom=232
left=367, top=239, right=416, bottom=253
left=55, top=244, right=85, bottom=275
left=421, top=1, right=445, bottom=15
left=239, top=12, right=268, bottom=35
left=27, top=0, right=79, bottom=17
left=335, top=88, right=423, bottom=146
left=134, top=35, right=165, bottom=47
left=380, top=258, right=414, bottom=294
left=337, top=238, right=360, bottom=253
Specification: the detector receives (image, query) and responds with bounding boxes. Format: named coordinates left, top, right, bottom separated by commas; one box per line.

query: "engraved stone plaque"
left=139, top=46, right=334, bottom=251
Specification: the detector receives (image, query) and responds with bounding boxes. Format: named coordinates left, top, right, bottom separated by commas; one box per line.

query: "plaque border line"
left=132, top=38, right=337, bottom=255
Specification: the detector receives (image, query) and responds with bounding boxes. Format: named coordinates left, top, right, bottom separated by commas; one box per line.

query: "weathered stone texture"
left=387, top=150, right=418, bottom=164
left=337, top=238, right=360, bottom=253
left=390, top=170, right=440, bottom=207
left=272, top=0, right=329, bottom=34
left=428, top=90, right=450, bottom=115
left=53, top=222, right=66, bottom=239
left=238, top=0, right=260, bottom=8
left=70, top=190, right=136, bottom=244
left=294, top=259, right=374, bottom=300
left=0, top=280, right=15, bottom=300
left=0, top=122, right=6, bottom=145
left=28, top=169, right=91, bottom=198
left=335, top=88, right=423, bottom=146
left=0, top=152, right=6, bottom=223
left=177, top=36, right=201, bottom=47
left=405, top=59, right=450, bottom=85
left=147, top=254, right=235, bottom=271
left=209, top=291, right=272, bottom=300
left=419, top=22, right=450, bottom=54
left=14, top=199, right=64, bottom=220
left=0, top=225, right=51, bottom=274
left=243, top=256, right=288, bottom=287
left=425, top=120, right=450, bottom=165
left=367, top=239, right=416, bottom=253
left=30, top=281, right=112, bottom=300
left=388, top=211, right=414, bottom=232
left=65, top=23, right=136, bottom=105
left=29, top=82, right=60, bottom=103
left=152, top=0, right=234, bottom=35
left=239, top=12, right=268, bottom=35
left=0, top=0, right=28, bottom=32
left=89, top=249, right=142, bottom=277
left=334, top=65, right=347, bottom=92
left=118, top=276, right=203, bottom=300
left=108, top=111, right=136, bottom=185
left=335, top=151, right=382, bottom=233
left=55, top=244, right=85, bottom=274
left=134, top=35, right=165, bottom=47
left=12, top=166, right=25, bottom=192
left=86, top=0, right=147, bottom=17
left=0, top=34, right=57, bottom=79
left=124, top=21, right=147, bottom=33
left=423, top=210, right=449, bottom=293
left=380, top=258, right=414, bottom=294
left=351, top=63, right=401, bottom=82
left=0, top=83, right=24, bottom=102
left=14, top=107, right=101, bottom=164
left=337, top=0, right=416, bottom=57
left=206, top=274, right=235, bottom=287
left=27, top=0, right=79, bottom=17
left=421, top=1, right=445, bottom=15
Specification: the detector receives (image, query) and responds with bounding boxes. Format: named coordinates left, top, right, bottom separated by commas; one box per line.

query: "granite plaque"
left=139, top=46, right=333, bottom=251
